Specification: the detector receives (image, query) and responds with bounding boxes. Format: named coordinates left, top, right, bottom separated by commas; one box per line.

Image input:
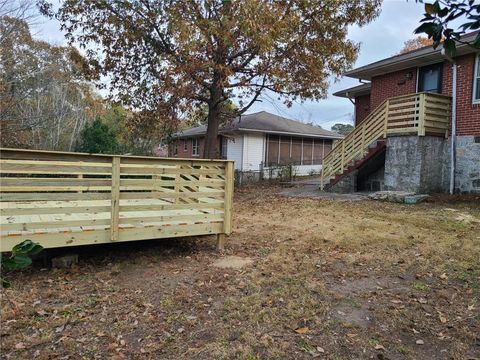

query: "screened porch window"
left=265, top=135, right=332, bottom=166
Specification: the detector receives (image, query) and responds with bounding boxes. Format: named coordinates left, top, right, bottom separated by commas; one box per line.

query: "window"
left=473, top=54, right=480, bottom=104
left=183, top=139, right=188, bottom=152
left=221, top=137, right=228, bottom=159
left=417, top=63, right=442, bottom=93
left=192, top=138, right=199, bottom=156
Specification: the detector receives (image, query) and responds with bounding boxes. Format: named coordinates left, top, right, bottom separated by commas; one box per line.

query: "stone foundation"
left=455, top=135, right=480, bottom=194
left=384, top=136, right=450, bottom=193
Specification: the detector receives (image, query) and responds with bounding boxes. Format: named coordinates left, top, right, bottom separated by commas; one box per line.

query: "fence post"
left=218, top=161, right=234, bottom=250
left=384, top=99, right=390, bottom=137
left=320, top=162, right=324, bottom=190
left=418, top=93, right=426, bottom=136
left=111, top=156, right=121, bottom=241
left=361, top=124, right=366, bottom=156
left=77, top=174, right=83, bottom=193
left=341, top=141, right=345, bottom=171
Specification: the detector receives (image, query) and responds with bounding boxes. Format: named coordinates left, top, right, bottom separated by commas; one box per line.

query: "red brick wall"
left=170, top=137, right=205, bottom=158
left=370, top=67, right=417, bottom=110
left=355, top=94, right=371, bottom=126
left=364, top=54, right=479, bottom=135
left=441, top=54, right=480, bottom=136
left=170, top=136, right=225, bottom=158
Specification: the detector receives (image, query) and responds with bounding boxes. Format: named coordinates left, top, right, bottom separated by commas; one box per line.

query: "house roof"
left=344, top=31, right=479, bottom=81
left=174, top=111, right=343, bottom=139
left=333, top=83, right=371, bottom=98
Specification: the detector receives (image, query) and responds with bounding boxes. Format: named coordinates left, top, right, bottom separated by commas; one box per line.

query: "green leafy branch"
left=415, top=0, right=480, bottom=56
left=1, top=240, right=43, bottom=288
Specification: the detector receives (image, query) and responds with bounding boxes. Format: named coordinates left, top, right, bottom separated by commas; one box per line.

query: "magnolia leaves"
left=1, top=240, right=43, bottom=288
left=415, top=0, right=480, bottom=56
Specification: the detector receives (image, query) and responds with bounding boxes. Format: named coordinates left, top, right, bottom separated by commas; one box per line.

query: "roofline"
left=345, top=31, right=480, bottom=80
left=173, top=127, right=344, bottom=140
left=237, top=128, right=344, bottom=139
left=333, top=83, right=371, bottom=98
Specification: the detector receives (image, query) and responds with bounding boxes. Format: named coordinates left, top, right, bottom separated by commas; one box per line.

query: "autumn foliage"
left=399, top=36, right=434, bottom=54
left=43, top=0, right=381, bottom=158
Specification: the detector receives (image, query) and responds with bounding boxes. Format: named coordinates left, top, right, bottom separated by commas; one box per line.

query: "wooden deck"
left=321, top=92, right=452, bottom=186
left=0, top=148, right=234, bottom=251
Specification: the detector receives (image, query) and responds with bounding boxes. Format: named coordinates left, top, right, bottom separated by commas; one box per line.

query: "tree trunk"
left=204, top=102, right=221, bottom=158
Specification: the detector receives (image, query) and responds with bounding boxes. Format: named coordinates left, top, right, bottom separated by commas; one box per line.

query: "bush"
left=77, top=118, right=119, bottom=154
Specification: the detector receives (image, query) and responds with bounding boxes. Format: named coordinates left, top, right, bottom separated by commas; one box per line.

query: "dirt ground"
left=1, top=185, right=479, bottom=359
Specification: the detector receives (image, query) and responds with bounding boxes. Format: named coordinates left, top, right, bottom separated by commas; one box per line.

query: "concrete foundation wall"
left=384, top=136, right=450, bottom=193
left=455, top=135, right=480, bottom=194
left=328, top=170, right=357, bottom=193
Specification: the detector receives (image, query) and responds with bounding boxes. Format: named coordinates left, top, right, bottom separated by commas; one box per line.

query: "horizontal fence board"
left=119, top=202, right=224, bottom=212
left=119, top=191, right=224, bottom=200
left=0, top=162, right=113, bottom=175
left=1, top=178, right=112, bottom=186
left=0, top=148, right=233, bottom=251
left=0, top=222, right=224, bottom=251
left=2, top=205, right=112, bottom=216
left=0, top=192, right=112, bottom=202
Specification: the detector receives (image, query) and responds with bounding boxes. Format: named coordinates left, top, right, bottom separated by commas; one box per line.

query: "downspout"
left=346, top=92, right=356, bottom=123
left=441, top=49, right=457, bottom=194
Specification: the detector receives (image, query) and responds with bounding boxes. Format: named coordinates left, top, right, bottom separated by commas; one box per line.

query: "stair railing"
left=321, top=92, right=451, bottom=189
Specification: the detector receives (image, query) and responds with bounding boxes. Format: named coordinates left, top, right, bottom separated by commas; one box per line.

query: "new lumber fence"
left=0, top=148, right=234, bottom=252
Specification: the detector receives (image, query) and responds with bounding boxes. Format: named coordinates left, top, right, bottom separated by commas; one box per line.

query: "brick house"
left=170, top=111, right=342, bottom=179
left=324, top=31, right=479, bottom=194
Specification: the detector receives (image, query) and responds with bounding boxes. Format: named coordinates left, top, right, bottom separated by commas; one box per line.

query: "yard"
left=1, top=185, right=479, bottom=359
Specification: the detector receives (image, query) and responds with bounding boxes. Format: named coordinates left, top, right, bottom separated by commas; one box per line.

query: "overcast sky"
left=33, top=0, right=429, bottom=130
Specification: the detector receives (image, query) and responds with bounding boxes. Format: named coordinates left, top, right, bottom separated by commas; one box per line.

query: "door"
left=417, top=63, right=442, bottom=93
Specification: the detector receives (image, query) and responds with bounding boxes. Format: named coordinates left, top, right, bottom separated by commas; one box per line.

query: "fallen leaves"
left=294, top=327, right=309, bottom=334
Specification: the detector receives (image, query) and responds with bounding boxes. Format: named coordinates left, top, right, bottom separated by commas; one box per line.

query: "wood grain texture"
left=0, top=148, right=234, bottom=251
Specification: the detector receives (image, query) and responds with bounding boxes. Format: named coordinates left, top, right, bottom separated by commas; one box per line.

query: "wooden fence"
left=0, top=148, right=234, bottom=252
left=321, top=92, right=451, bottom=185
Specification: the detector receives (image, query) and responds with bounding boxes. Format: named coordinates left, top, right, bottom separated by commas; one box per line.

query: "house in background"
left=324, top=31, right=479, bottom=194
left=170, top=111, right=343, bottom=180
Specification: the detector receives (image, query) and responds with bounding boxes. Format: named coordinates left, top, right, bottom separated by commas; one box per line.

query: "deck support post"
left=216, top=233, right=225, bottom=251
left=217, top=161, right=234, bottom=251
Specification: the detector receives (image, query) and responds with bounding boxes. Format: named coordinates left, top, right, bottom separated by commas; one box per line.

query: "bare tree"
left=0, top=0, right=38, bottom=46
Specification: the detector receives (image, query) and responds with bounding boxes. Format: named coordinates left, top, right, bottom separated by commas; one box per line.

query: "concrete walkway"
left=281, top=184, right=370, bottom=202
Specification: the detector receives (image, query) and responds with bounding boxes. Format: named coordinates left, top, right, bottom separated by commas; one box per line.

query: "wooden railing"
left=0, top=148, right=234, bottom=251
left=321, top=92, right=451, bottom=187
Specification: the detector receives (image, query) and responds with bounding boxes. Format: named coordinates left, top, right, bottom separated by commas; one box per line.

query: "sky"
left=32, top=0, right=429, bottom=131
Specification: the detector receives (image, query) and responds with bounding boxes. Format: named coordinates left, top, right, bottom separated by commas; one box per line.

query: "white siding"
left=226, top=134, right=243, bottom=170
left=242, top=133, right=265, bottom=171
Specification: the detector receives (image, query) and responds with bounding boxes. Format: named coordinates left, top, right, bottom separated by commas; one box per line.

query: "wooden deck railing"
left=0, top=148, right=234, bottom=251
left=321, top=92, right=451, bottom=187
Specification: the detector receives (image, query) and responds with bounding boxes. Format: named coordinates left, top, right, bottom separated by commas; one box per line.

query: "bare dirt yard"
left=1, top=185, right=479, bottom=359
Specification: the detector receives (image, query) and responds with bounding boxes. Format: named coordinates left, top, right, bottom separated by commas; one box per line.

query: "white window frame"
left=192, top=138, right=199, bottom=156
left=473, top=54, right=480, bottom=104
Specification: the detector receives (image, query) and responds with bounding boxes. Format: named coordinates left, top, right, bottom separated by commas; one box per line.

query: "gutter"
left=236, top=128, right=344, bottom=140
left=441, top=49, right=457, bottom=195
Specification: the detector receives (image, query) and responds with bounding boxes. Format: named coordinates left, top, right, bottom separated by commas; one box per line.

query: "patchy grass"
left=1, top=186, right=479, bottom=359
